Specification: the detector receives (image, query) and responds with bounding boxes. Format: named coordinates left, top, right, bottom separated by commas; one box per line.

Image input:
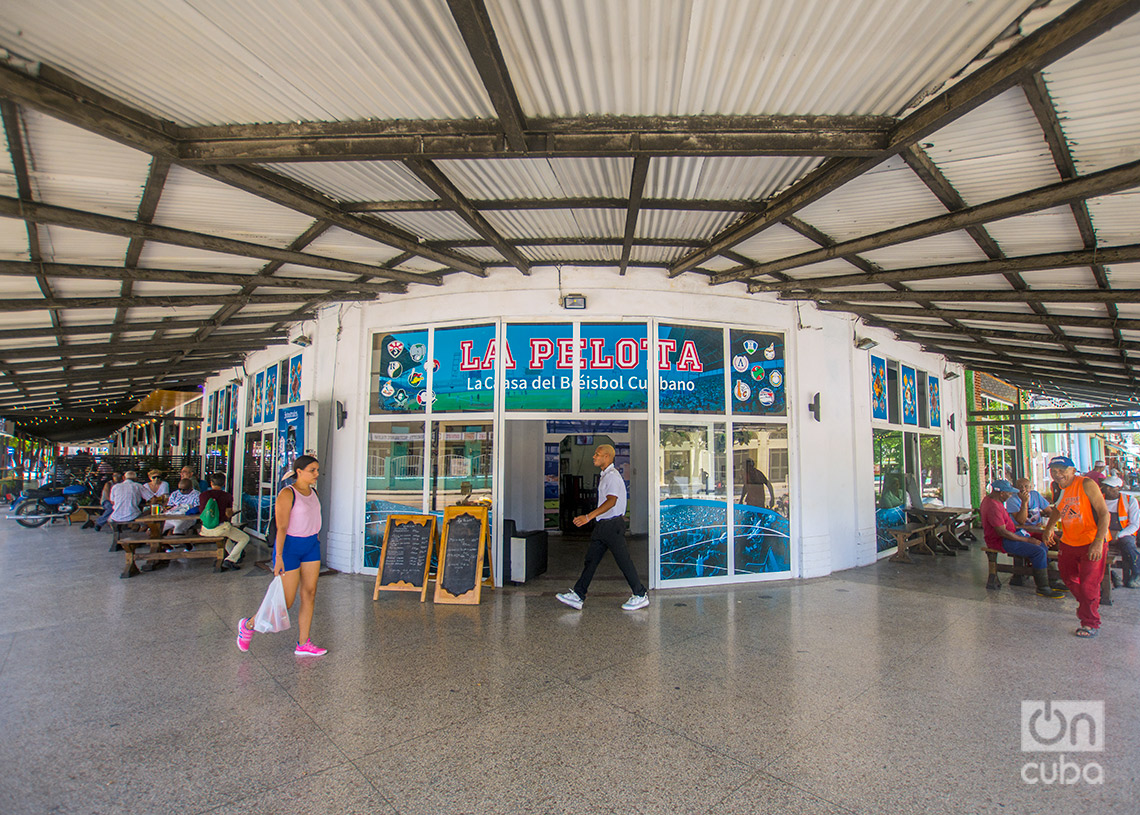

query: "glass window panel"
left=431, top=422, right=494, bottom=511
left=579, top=322, right=649, bottom=412
left=364, top=421, right=427, bottom=569
left=728, top=330, right=786, bottom=416
left=886, top=361, right=900, bottom=424
left=873, top=428, right=906, bottom=552
left=504, top=323, right=573, bottom=411
left=659, top=423, right=727, bottom=580
left=658, top=325, right=725, bottom=414
left=919, top=434, right=943, bottom=503
left=371, top=330, right=430, bottom=413
left=433, top=324, right=496, bottom=412
left=733, top=425, right=791, bottom=574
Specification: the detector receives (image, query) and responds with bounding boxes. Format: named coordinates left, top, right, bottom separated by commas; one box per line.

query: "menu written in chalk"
left=434, top=506, right=490, bottom=605
left=373, top=515, right=435, bottom=602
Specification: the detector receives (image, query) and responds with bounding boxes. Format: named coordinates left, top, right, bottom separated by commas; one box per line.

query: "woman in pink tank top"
left=236, top=456, right=327, bottom=657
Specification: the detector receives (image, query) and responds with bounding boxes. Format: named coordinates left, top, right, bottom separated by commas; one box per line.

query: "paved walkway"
left=1, top=520, right=1136, bottom=814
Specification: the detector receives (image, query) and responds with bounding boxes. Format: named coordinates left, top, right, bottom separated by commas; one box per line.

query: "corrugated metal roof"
left=628, top=245, right=686, bottom=264
left=922, top=87, right=1061, bottom=205
left=154, top=166, right=315, bottom=247
left=377, top=209, right=482, bottom=241
left=0, top=218, right=29, bottom=260
left=1042, top=12, right=1140, bottom=174
left=20, top=109, right=150, bottom=218
left=904, top=273, right=1013, bottom=291
left=780, top=258, right=867, bottom=279
left=125, top=304, right=223, bottom=321
left=983, top=206, right=1085, bottom=256
left=39, top=226, right=130, bottom=264
left=48, top=277, right=125, bottom=297
left=646, top=156, right=821, bottom=200
left=439, top=157, right=633, bottom=199
left=859, top=231, right=989, bottom=270
left=0, top=119, right=17, bottom=197
left=797, top=155, right=949, bottom=241
left=130, top=280, right=242, bottom=296
left=482, top=207, right=617, bottom=240
left=138, top=243, right=265, bottom=273
left=304, top=225, right=409, bottom=265
left=1085, top=190, right=1140, bottom=248
left=263, top=160, right=437, bottom=203
left=0, top=0, right=494, bottom=126
left=1106, top=261, right=1140, bottom=288
left=486, top=0, right=1030, bottom=116
left=1018, top=267, right=1100, bottom=289
left=521, top=243, right=619, bottom=262
left=636, top=209, right=737, bottom=241
left=720, top=222, right=820, bottom=263
left=3, top=276, right=44, bottom=297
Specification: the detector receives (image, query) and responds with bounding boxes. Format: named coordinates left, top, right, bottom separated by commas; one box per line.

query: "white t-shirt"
left=142, top=480, right=170, bottom=500
left=109, top=480, right=148, bottom=522
left=596, top=464, right=627, bottom=520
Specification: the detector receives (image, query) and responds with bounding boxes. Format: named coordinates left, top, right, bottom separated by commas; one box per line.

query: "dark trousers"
left=573, top=517, right=646, bottom=598
left=94, top=500, right=113, bottom=529
left=1110, top=534, right=1139, bottom=582
left=1002, top=538, right=1050, bottom=570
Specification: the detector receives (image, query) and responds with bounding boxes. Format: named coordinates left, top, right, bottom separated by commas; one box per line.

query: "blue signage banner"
left=579, top=323, right=648, bottom=412
left=373, top=329, right=429, bottom=413
left=433, top=324, right=496, bottom=412
left=287, top=355, right=302, bottom=403
left=657, top=324, right=725, bottom=414
left=277, top=403, right=306, bottom=485
left=871, top=355, right=888, bottom=421
left=253, top=372, right=264, bottom=424
left=729, top=329, right=785, bottom=415
left=901, top=365, right=918, bottom=426
left=929, top=375, right=941, bottom=427
left=504, top=323, right=574, bottom=411
left=264, top=364, right=278, bottom=421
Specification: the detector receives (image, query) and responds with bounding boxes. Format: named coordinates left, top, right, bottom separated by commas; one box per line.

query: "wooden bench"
left=886, top=522, right=937, bottom=563
left=119, top=534, right=228, bottom=578
left=983, top=546, right=1117, bottom=605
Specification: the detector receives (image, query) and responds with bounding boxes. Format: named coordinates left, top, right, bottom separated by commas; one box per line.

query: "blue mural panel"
left=658, top=324, right=725, bottom=414
left=729, top=330, right=785, bottom=415
left=734, top=504, right=791, bottom=574
left=659, top=498, right=728, bottom=580
left=373, top=330, right=429, bottom=413
left=504, top=323, right=573, bottom=411
left=871, top=355, right=888, bottom=421
left=579, top=323, right=648, bottom=411
left=901, top=365, right=918, bottom=426
left=433, top=324, right=496, bottom=412
left=929, top=375, right=941, bottom=427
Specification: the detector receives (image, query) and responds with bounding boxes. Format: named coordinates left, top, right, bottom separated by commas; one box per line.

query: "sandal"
left=1075, top=627, right=1099, bottom=638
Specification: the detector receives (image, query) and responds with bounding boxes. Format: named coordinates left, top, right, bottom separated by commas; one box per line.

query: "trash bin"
left=503, top=519, right=548, bottom=584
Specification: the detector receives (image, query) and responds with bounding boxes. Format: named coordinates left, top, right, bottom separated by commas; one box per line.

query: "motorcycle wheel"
left=15, top=500, right=51, bottom=528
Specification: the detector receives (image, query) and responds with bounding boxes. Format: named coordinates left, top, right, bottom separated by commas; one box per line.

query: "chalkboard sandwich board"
left=433, top=505, right=491, bottom=605
left=373, top=515, right=436, bottom=602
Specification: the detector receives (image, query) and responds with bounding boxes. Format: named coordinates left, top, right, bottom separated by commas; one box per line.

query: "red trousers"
left=1058, top=543, right=1108, bottom=629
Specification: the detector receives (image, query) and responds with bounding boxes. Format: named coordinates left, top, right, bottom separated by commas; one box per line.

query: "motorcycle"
left=8, top=476, right=102, bottom=528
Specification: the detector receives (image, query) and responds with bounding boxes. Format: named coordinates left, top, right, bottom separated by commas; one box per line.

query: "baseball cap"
left=991, top=479, right=1017, bottom=492
left=1103, top=475, right=1124, bottom=488
left=1048, top=455, right=1075, bottom=469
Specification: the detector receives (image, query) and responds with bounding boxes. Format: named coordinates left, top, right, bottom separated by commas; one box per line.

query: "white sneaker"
left=622, top=594, right=649, bottom=611
left=556, top=590, right=584, bottom=610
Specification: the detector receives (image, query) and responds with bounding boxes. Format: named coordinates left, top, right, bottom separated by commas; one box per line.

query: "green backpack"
left=201, top=498, right=220, bottom=529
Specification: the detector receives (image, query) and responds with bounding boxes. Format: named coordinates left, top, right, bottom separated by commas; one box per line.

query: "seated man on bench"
left=198, top=474, right=250, bottom=572
left=163, top=478, right=201, bottom=536
left=1100, top=475, right=1140, bottom=589
left=982, top=479, right=1065, bottom=598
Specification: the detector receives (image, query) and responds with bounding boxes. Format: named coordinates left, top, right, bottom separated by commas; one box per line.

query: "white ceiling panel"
left=39, top=227, right=130, bottom=264
left=984, top=206, right=1085, bottom=256
left=646, top=156, right=821, bottom=201
left=859, top=231, right=989, bottom=270
left=263, top=161, right=437, bottom=203
left=636, top=209, right=737, bottom=241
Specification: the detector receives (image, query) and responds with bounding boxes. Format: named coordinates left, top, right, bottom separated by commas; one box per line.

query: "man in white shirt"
left=1102, top=475, right=1140, bottom=588
left=163, top=478, right=201, bottom=535
left=108, top=471, right=147, bottom=524
left=557, top=444, right=648, bottom=611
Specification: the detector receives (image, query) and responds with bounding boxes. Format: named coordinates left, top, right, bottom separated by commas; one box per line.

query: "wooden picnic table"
left=109, top=513, right=227, bottom=578
left=914, top=505, right=975, bottom=555
left=886, top=522, right=938, bottom=564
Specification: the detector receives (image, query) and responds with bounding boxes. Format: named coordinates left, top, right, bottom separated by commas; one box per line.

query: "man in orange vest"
left=1042, top=455, right=1111, bottom=638
left=1101, top=475, right=1139, bottom=589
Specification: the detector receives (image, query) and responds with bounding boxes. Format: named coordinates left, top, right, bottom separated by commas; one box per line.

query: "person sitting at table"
left=108, top=470, right=148, bottom=527
left=142, top=469, right=170, bottom=507
left=1100, top=475, right=1140, bottom=589
left=981, top=479, right=1065, bottom=598
left=878, top=472, right=906, bottom=509
left=1006, top=477, right=1050, bottom=536
left=163, top=478, right=201, bottom=536
left=199, top=473, right=251, bottom=571
left=85, top=471, right=122, bottom=531
left=178, top=465, right=199, bottom=492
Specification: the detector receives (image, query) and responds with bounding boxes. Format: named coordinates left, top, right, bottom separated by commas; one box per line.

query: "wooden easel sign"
left=433, top=505, right=492, bottom=605
left=373, top=515, right=436, bottom=602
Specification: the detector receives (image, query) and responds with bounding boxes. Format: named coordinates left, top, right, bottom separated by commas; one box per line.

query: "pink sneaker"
left=236, top=617, right=253, bottom=652
left=294, top=639, right=327, bottom=657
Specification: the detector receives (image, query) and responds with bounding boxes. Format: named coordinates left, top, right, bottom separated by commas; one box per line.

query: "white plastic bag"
left=252, top=575, right=291, bottom=633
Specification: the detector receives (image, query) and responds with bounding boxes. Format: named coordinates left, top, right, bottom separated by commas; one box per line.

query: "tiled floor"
left=1, top=520, right=1137, bottom=814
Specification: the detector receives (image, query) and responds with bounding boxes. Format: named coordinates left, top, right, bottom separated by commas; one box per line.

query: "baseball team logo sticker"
left=769, top=370, right=782, bottom=388
left=432, top=359, right=440, bottom=372
left=386, top=340, right=405, bottom=358
left=750, top=363, right=766, bottom=381
left=758, top=387, right=775, bottom=406
left=732, top=354, right=749, bottom=373
left=387, top=361, right=402, bottom=378
left=408, top=343, right=426, bottom=362
left=734, top=380, right=751, bottom=401
left=394, top=389, right=408, bottom=405
left=743, top=340, right=759, bottom=355
left=415, top=391, right=436, bottom=406
left=380, top=380, right=395, bottom=397
left=763, top=343, right=776, bottom=360
left=408, top=371, right=425, bottom=387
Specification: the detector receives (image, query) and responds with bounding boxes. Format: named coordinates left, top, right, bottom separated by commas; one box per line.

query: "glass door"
left=658, top=422, right=728, bottom=581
